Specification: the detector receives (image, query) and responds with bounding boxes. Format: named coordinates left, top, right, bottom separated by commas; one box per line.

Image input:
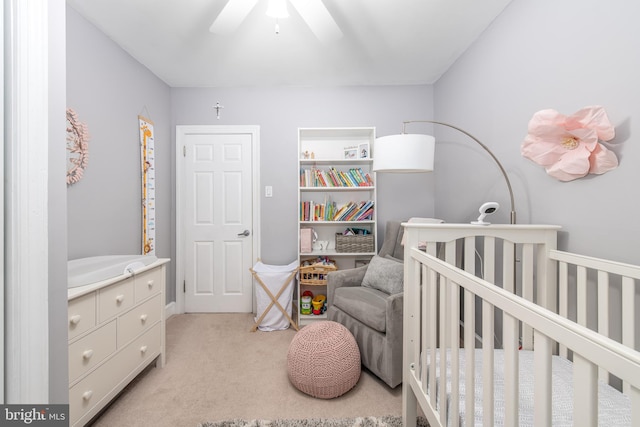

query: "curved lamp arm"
left=403, top=120, right=516, bottom=224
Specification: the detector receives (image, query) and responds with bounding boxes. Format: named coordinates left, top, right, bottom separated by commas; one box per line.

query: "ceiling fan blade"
left=289, top=0, right=343, bottom=43
left=209, top=0, right=259, bottom=35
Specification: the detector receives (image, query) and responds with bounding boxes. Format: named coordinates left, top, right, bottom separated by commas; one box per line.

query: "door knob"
left=237, top=229, right=250, bottom=237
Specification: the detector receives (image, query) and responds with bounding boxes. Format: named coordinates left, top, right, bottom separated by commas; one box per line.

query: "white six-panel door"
left=176, top=126, right=259, bottom=313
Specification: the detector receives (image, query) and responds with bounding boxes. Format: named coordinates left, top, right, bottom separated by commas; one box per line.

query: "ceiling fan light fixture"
left=266, top=0, right=289, bottom=19
left=209, top=0, right=259, bottom=34
left=289, top=0, right=343, bottom=43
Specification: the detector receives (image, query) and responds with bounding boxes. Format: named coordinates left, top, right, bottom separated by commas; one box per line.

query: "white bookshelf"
left=297, top=127, right=377, bottom=326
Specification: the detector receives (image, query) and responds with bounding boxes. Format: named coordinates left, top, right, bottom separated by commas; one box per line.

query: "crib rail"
left=406, top=249, right=640, bottom=427
left=551, top=249, right=640, bottom=393
left=403, top=223, right=560, bottom=350
left=402, top=224, right=640, bottom=427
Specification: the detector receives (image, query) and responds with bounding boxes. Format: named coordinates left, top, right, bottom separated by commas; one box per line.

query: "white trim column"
left=4, top=0, right=50, bottom=403
left=0, top=0, right=5, bottom=404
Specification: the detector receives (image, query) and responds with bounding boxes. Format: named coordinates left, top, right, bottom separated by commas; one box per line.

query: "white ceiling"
left=66, top=0, right=512, bottom=88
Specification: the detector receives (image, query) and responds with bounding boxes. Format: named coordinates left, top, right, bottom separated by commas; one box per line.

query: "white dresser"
left=67, top=258, right=169, bottom=427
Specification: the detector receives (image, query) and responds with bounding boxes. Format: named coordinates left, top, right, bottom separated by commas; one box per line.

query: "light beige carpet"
left=91, top=314, right=402, bottom=427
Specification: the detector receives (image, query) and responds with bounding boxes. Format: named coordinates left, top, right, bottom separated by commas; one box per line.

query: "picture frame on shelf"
left=344, top=146, right=358, bottom=160
left=358, top=142, right=370, bottom=159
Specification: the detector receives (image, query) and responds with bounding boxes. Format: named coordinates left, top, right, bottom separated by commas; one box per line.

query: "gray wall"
left=170, top=86, right=435, bottom=277
left=434, top=0, right=640, bottom=265
left=66, top=7, right=173, bottom=284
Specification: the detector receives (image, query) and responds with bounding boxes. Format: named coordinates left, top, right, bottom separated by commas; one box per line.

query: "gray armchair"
left=326, top=221, right=406, bottom=388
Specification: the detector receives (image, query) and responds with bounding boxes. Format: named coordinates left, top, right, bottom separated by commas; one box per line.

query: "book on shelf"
left=300, top=198, right=339, bottom=221
left=299, top=167, right=373, bottom=188
left=300, top=200, right=374, bottom=221
left=300, top=200, right=374, bottom=222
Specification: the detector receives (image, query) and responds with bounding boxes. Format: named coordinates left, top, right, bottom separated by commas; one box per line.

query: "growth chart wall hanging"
left=139, top=115, right=156, bottom=255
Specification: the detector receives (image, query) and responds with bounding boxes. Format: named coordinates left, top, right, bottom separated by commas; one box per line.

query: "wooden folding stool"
left=250, top=266, right=299, bottom=332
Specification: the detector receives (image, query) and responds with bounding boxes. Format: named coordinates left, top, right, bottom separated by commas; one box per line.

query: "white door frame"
left=175, top=125, right=261, bottom=314
left=4, top=0, right=50, bottom=402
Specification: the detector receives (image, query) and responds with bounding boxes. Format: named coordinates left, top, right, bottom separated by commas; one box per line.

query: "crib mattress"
left=425, top=348, right=631, bottom=426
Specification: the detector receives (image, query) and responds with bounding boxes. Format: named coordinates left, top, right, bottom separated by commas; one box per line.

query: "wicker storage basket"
left=299, top=262, right=337, bottom=286
left=335, top=233, right=375, bottom=253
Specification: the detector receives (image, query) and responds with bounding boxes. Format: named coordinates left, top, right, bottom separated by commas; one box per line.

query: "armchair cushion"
left=361, top=255, right=403, bottom=295
left=333, top=286, right=388, bottom=333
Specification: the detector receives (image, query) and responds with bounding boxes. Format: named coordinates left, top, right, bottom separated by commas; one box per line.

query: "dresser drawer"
left=68, top=293, right=96, bottom=340
left=118, top=293, right=161, bottom=346
left=69, top=320, right=116, bottom=384
left=98, top=277, right=134, bottom=323
left=69, top=323, right=161, bottom=427
left=134, top=267, right=163, bottom=302
left=118, top=321, right=162, bottom=375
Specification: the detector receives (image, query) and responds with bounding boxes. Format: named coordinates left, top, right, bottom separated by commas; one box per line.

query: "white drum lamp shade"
left=373, top=134, right=435, bottom=173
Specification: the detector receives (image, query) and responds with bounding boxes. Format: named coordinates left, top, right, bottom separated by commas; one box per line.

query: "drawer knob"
left=115, top=294, right=125, bottom=304
left=69, top=315, right=81, bottom=325
left=147, top=280, right=154, bottom=289
left=140, top=345, right=148, bottom=354
left=82, top=390, right=93, bottom=401
left=140, top=314, right=148, bottom=323
left=82, top=349, right=94, bottom=360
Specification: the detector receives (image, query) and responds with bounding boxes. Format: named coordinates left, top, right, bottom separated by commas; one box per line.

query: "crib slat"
left=425, top=240, right=438, bottom=407
left=464, top=236, right=475, bottom=275
left=503, top=312, right=519, bottom=427
left=463, top=290, right=475, bottom=427
left=597, top=270, right=610, bottom=383
left=521, top=243, right=534, bottom=350
left=622, top=276, right=635, bottom=350
left=558, top=261, right=569, bottom=358
left=464, top=237, right=476, bottom=427
left=622, top=275, right=635, bottom=394
left=410, top=261, right=421, bottom=381
left=632, top=385, right=640, bottom=427
left=503, top=240, right=515, bottom=294
left=420, top=264, right=428, bottom=390
left=576, top=265, right=587, bottom=327
left=404, top=251, right=419, bottom=427
left=482, top=237, right=496, bottom=427
left=484, top=237, right=495, bottom=283
left=428, top=266, right=438, bottom=411
left=483, top=300, right=495, bottom=427
left=450, top=278, right=460, bottom=427
left=439, top=268, right=448, bottom=426
left=573, top=352, right=598, bottom=427
left=443, top=241, right=456, bottom=350
left=534, top=330, right=552, bottom=427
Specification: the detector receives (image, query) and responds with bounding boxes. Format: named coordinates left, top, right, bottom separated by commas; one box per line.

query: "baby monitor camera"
left=471, top=202, right=500, bottom=225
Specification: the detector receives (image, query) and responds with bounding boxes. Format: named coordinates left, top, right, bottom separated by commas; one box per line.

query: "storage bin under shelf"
left=335, top=233, right=375, bottom=253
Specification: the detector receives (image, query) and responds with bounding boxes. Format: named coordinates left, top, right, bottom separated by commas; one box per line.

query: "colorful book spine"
left=301, top=167, right=374, bottom=187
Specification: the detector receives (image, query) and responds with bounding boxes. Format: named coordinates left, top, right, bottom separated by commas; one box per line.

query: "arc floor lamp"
left=373, top=120, right=517, bottom=224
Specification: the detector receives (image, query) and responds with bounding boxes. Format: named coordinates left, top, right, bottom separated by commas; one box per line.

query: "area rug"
left=198, top=415, right=429, bottom=427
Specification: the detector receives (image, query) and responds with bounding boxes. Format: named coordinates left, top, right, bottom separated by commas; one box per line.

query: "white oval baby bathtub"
left=68, top=254, right=158, bottom=288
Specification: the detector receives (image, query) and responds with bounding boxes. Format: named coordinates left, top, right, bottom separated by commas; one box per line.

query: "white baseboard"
left=165, top=301, right=176, bottom=319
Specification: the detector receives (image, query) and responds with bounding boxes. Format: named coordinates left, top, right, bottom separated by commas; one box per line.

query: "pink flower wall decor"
left=521, top=106, right=618, bottom=182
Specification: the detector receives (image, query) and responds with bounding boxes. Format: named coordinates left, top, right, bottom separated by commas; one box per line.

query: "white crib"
left=402, top=223, right=640, bottom=426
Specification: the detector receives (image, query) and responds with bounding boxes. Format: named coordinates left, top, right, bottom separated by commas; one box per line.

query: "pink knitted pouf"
left=287, top=321, right=361, bottom=399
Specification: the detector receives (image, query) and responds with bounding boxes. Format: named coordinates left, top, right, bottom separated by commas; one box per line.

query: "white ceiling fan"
left=209, top=0, right=343, bottom=44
